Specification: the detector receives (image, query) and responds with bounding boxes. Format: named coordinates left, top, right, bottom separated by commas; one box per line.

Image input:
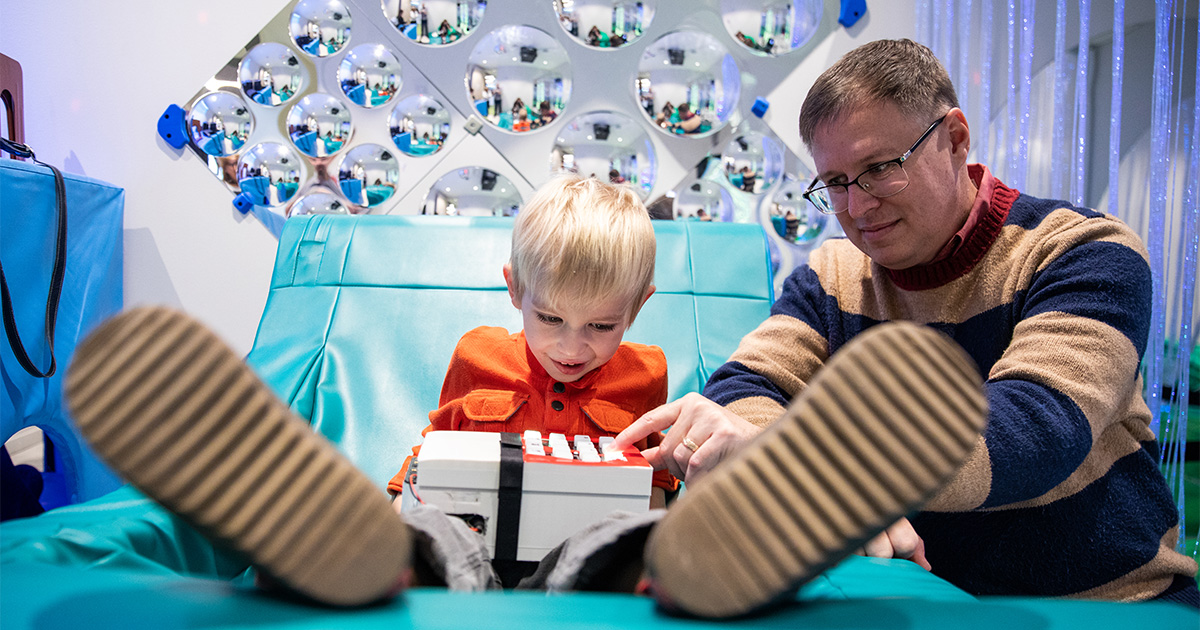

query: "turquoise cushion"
left=3, top=555, right=1196, bottom=630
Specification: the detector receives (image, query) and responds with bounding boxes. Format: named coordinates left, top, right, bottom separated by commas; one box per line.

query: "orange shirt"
left=388, top=326, right=678, bottom=494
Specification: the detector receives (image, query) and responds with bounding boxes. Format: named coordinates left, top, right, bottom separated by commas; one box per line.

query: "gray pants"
left=401, top=505, right=666, bottom=592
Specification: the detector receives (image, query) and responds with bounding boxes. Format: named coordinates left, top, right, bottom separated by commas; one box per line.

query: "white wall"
left=1, top=1, right=287, bottom=354
left=0, top=0, right=916, bottom=356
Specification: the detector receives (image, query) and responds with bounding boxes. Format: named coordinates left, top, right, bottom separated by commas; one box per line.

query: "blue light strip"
left=1145, top=0, right=1172, bottom=440
left=1071, top=0, right=1090, bottom=207
left=1108, top=0, right=1124, bottom=215
left=1016, top=0, right=1034, bottom=191
left=979, top=0, right=993, bottom=166
left=1005, top=0, right=1017, bottom=182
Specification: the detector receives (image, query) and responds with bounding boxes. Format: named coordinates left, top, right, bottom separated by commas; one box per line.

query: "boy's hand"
left=611, top=393, right=761, bottom=484
left=856, top=518, right=931, bottom=570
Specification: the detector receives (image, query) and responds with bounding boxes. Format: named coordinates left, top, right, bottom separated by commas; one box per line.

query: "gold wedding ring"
left=682, top=435, right=701, bottom=452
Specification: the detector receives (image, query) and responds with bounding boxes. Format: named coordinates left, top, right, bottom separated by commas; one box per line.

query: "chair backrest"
left=1, top=159, right=125, bottom=506
left=245, top=214, right=773, bottom=489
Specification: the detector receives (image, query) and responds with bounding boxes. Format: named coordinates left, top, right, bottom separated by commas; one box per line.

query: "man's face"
left=513, top=289, right=634, bottom=383
left=810, top=103, right=967, bottom=270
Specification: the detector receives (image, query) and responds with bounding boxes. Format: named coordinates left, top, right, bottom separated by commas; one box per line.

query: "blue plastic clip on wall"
left=751, top=97, right=769, bottom=118
left=839, top=0, right=866, bottom=27
left=232, top=193, right=254, bottom=214
left=157, top=104, right=188, bottom=150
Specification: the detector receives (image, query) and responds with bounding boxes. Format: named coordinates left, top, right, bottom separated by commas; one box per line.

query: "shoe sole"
left=645, top=321, right=987, bottom=618
left=65, top=306, right=411, bottom=606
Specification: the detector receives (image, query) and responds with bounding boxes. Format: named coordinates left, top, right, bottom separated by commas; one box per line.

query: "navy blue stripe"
left=1022, top=239, right=1152, bottom=357
left=913, top=444, right=1180, bottom=597
left=770, top=264, right=877, bottom=355
left=1005, top=194, right=1103, bottom=230
left=979, top=380, right=1093, bottom=506
left=703, top=360, right=791, bottom=408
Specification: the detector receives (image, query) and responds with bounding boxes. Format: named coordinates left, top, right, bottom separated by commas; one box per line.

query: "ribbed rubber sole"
left=65, top=306, right=412, bottom=607
left=645, top=321, right=987, bottom=618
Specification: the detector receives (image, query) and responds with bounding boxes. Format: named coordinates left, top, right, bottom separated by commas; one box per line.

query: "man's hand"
left=857, top=518, right=931, bottom=570
left=611, top=393, right=761, bottom=484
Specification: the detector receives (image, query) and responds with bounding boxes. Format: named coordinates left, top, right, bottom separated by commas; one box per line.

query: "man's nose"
left=844, top=183, right=879, bottom=218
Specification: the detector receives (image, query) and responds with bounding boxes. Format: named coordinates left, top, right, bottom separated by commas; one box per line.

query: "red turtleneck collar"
left=885, top=164, right=1019, bottom=291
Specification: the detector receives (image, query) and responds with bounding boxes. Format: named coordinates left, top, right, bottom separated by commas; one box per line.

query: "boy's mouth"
left=554, top=359, right=587, bottom=375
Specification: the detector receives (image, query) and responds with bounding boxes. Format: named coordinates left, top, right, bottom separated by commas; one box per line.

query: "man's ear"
left=945, top=107, right=971, bottom=162
left=502, top=264, right=522, bottom=309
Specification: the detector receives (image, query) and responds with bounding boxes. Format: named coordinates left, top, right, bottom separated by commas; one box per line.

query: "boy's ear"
left=502, top=264, right=522, bottom=309
left=641, top=284, right=656, bottom=306
left=629, top=284, right=656, bottom=322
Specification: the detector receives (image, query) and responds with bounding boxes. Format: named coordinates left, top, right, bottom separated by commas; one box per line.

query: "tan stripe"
left=992, top=311, right=1143, bottom=437
left=725, top=314, right=827, bottom=404
left=810, top=209, right=1148, bottom=325
left=726, top=396, right=788, bottom=429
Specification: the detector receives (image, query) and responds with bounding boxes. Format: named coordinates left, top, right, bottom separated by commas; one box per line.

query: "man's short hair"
left=798, top=39, right=959, bottom=149
left=509, top=175, right=656, bottom=322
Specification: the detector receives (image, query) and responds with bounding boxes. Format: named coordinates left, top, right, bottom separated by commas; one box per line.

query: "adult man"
left=616, top=38, right=1198, bottom=606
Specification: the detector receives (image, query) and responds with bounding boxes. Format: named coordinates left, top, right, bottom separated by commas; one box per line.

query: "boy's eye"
left=590, top=323, right=617, bottom=332
left=536, top=313, right=562, bottom=325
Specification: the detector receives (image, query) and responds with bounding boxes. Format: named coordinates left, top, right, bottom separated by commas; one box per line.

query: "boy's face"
left=504, top=267, right=651, bottom=383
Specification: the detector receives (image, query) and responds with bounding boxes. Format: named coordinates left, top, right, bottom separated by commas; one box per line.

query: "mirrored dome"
left=674, top=178, right=734, bottom=221
left=720, top=0, right=822, bottom=56
left=237, top=143, right=303, bottom=207
left=553, top=0, right=654, bottom=49
left=765, top=175, right=827, bottom=244
left=337, top=143, right=400, bottom=208
left=289, top=190, right=354, bottom=216
left=551, top=110, right=656, bottom=200
left=238, top=43, right=304, bottom=107
left=338, top=44, right=402, bottom=108
left=635, top=31, right=740, bottom=138
left=290, top=0, right=352, bottom=57
left=382, top=0, right=485, bottom=46
left=466, top=25, right=572, bottom=133
left=287, top=93, right=354, bottom=158
left=423, top=167, right=522, bottom=216
left=721, top=130, right=785, bottom=194
left=187, top=91, right=254, bottom=157
left=389, top=94, right=450, bottom=157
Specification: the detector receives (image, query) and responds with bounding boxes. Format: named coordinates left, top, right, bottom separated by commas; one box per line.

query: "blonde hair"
left=798, top=39, right=959, bottom=149
left=509, top=175, right=655, bottom=322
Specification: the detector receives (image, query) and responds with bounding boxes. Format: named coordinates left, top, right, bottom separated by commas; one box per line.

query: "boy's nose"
left=556, top=330, right=587, bottom=355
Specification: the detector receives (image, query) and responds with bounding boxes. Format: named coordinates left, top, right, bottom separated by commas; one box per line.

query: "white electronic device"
left=398, top=430, right=653, bottom=562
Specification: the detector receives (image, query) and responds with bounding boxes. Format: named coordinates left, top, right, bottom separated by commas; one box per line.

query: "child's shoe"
left=66, top=306, right=412, bottom=606
left=644, top=321, right=987, bottom=618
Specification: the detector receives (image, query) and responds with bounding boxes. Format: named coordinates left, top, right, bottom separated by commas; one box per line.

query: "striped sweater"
left=704, top=173, right=1198, bottom=601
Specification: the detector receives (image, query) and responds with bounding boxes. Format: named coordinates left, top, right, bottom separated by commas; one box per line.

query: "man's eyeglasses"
left=802, top=115, right=946, bottom=215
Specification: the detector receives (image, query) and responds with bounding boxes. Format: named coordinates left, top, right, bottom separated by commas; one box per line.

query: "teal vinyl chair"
left=1, top=215, right=1194, bottom=629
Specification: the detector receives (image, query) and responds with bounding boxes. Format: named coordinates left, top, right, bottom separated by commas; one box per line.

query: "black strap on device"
left=0, top=137, right=68, bottom=378
left=494, top=432, right=525, bottom=562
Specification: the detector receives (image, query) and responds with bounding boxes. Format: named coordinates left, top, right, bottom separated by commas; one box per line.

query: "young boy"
left=384, top=175, right=676, bottom=587
left=389, top=175, right=676, bottom=508
left=64, top=178, right=988, bottom=617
